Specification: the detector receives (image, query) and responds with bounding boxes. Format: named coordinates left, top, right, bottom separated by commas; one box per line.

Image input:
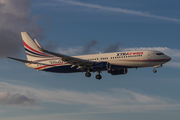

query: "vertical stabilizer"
left=21, top=32, right=52, bottom=61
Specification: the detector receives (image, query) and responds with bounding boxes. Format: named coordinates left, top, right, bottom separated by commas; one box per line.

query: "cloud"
left=0, top=91, right=36, bottom=106
left=57, top=41, right=122, bottom=55
left=0, top=0, right=45, bottom=58
left=104, top=42, right=121, bottom=53
left=82, top=40, right=97, bottom=54
left=0, top=81, right=179, bottom=113
left=57, top=40, right=99, bottom=55
left=57, top=46, right=83, bottom=55
left=54, top=0, right=180, bottom=22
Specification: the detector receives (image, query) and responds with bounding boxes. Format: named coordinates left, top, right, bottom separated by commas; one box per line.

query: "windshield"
left=156, top=53, right=164, bottom=55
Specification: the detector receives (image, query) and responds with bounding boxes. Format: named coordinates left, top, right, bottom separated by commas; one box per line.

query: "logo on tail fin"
left=21, top=32, right=53, bottom=60
left=23, top=40, right=52, bottom=58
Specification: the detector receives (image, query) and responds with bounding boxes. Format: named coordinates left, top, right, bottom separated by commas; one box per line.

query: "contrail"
left=55, top=0, right=180, bottom=22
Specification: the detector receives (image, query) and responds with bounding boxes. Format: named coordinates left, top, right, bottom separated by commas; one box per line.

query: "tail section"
left=21, top=32, right=52, bottom=61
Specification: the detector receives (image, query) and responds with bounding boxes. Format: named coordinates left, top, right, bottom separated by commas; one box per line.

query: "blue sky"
left=0, top=0, right=180, bottom=120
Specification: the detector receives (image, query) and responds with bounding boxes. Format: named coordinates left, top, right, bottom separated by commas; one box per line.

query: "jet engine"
left=93, top=62, right=110, bottom=71
left=108, top=69, right=128, bottom=75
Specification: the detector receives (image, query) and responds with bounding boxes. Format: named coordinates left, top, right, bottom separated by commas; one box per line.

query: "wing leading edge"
left=34, top=39, right=94, bottom=69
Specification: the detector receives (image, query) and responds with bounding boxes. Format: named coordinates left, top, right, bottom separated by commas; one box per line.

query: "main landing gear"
left=96, top=73, right=102, bottom=80
left=85, top=72, right=102, bottom=80
left=85, top=72, right=91, bottom=77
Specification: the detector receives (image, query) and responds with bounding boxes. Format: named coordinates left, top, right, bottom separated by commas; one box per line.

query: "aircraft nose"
left=165, top=55, right=171, bottom=61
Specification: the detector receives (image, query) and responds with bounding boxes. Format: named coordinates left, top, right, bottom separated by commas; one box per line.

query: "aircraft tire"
left=153, top=69, right=157, bottom=73
left=96, top=74, right=102, bottom=80
left=85, top=72, right=91, bottom=77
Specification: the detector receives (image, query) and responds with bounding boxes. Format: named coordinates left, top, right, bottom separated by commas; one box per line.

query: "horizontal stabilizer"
left=7, top=57, right=33, bottom=63
left=7, top=57, right=50, bottom=66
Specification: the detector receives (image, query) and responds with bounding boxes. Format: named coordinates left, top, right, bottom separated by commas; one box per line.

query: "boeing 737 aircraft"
left=8, top=32, right=171, bottom=80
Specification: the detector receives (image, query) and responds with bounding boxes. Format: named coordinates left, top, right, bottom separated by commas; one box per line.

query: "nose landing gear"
left=153, top=65, right=162, bottom=73
left=153, top=69, right=157, bottom=73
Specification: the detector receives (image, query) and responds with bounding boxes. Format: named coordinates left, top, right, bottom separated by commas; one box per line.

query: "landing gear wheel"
left=153, top=69, right=157, bottom=73
left=85, top=72, right=91, bottom=77
left=96, top=74, right=102, bottom=80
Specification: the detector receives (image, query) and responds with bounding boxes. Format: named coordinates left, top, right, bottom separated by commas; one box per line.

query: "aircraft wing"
left=34, top=39, right=94, bottom=68
left=40, top=48, right=94, bottom=67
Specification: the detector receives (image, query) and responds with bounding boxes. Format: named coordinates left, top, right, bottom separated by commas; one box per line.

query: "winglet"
left=34, top=39, right=42, bottom=49
left=34, top=39, right=47, bottom=52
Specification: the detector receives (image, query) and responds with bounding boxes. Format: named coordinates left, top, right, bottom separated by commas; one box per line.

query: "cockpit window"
left=156, top=53, right=164, bottom=55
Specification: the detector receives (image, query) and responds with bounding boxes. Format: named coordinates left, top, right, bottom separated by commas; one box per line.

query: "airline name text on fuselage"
left=117, top=52, right=143, bottom=56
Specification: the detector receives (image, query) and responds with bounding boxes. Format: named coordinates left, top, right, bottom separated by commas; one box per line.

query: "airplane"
left=8, top=32, right=171, bottom=80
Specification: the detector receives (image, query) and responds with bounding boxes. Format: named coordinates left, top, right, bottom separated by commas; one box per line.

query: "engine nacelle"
left=93, top=62, right=110, bottom=71
left=108, top=69, right=128, bottom=75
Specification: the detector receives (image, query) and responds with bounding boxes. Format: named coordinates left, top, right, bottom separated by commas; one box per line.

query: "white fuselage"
left=26, top=50, right=171, bottom=73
